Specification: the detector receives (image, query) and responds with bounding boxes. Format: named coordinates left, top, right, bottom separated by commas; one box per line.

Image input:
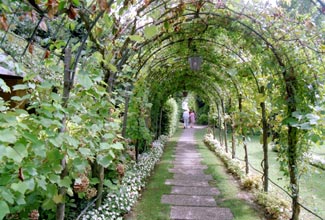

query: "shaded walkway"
left=161, top=127, right=233, bottom=220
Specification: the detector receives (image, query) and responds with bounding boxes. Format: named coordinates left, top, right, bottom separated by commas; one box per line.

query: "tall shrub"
left=161, top=98, right=179, bottom=136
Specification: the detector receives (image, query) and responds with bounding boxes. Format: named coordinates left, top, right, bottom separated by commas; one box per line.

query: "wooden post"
left=56, top=47, right=72, bottom=220
left=260, top=86, right=269, bottom=192
left=239, top=94, right=249, bottom=174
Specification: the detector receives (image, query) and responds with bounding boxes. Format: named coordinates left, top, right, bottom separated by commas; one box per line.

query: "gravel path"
left=161, top=126, right=233, bottom=220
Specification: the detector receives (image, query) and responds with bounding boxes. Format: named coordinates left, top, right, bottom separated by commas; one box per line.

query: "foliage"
left=126, top=79, right=152, bottom=152
left=241, top=176, right=262, bottom=191
left=255, top=192, right=290, bottom=220
left=0, top=75, right=125, bottom=219
left=81, top=135, right=168, bottom=220
left=197, top=113, right=208, bottom=125
left=161, top=98, right=179, bottom=137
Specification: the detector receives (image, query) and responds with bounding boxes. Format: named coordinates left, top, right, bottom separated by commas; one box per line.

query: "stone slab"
left=173, top=158, right=202, bottom=161
left=170, top=206, right=233, bottom=220
left=173, top=162, right=203, bottom=166
left=165, top=179, right=210, bottom=187
left=169, top=168, right=206, bottom=175
left=174, top=157, right=202, bottom=160
left=173, top=164, right=207, bottom=169
left=171, top=186, right=220, bottom=196
left=173, top=173, right=213, bottom=181
left=174, top=151, right=201, bottom=154
left=161, top=195, right=216, bottom=207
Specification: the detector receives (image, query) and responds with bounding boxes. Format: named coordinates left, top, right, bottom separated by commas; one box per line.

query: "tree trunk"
left=260, top=86, right=269, bottom=192
left=91, top=161, right=104, bottom=208
left=239, top=94, right=249, bottom=174
left=231, top=117, right=236, bottom=159
left=212, top=121, right=216, bottom=140
left=135, top=118, right=140, bottom=163
left=56, top=47, right=72, bottom=220
left=217, top=104, right=223, bottom=145
left=243, top=136, right=249, bottom=174
left=288, top=126, right=300, bottom=220
left=122, top=94, right=130, bottom=138
left=229, top=98, right=236, bottom=159
left=284, top=70, right=300, bottom=220
left=221, top=99, right=228, bottom=152
left=158, top=106, right=163, bottom=137
left=155, top=106, right=160, bottom=139
left=261, top=100, right=269, bottom=191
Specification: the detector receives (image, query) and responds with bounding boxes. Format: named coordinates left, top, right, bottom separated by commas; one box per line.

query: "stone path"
left=161, top=127, right=233, bottom=220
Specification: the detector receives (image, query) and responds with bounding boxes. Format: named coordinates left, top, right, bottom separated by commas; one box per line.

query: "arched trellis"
left=124, top=3, right=324, bottom=220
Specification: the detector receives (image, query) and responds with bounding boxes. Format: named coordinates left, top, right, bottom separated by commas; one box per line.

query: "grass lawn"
left=125, top=129, right=182, bottom=220
left=195, top=128, right=264, bottom=220
left=223, top=132, right=325, bottom=219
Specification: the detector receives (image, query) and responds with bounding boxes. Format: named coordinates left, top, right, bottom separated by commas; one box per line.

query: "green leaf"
left=12, top=84, right=29, bottom=91
left=99, top=142, right=110, bottom=150
left=11, top=182, right=29, bottom=194
left=79, top=147, right=92, bottom=157
left=48, top=174, right=60, bottom=184
left=129, top=35, right=144, bottom=42
left=0, top=145, right=6, bottom=160
left=73, top=158, right=88, bottom=170
left=111, top=142, right=123, bottom=150
left=97, top=155, right=113, bottom=168
left=78, top=72, right=93, bottom=90
left=72, top=0, right=80, bottom=6
left=0, top=201, right=10, bottom=220
left=67, top=187, right=74, bottom=197
left=0, top=129, right=17, bottom=143
left=13, top=143, right=28, bottom=160
left=107, top=63, right=117, bottom=73
left=1, top=189, right=14, bottom=204
left=144, top=25, right=158, bottom=39
left=91, top=51, right=104, bottom=62
left=5, top=147, right=22, bottom=163
left=0, top=78, right=10, bottom=93
left=49, top=135, right=63, bottom=147
left=282, top=117, right=297, bottom=126
left=58, top=177, right=72, bottom=188
left=36, top=177, right=47, bottom=190
left=47, top=149, right=62, bottom=163
left=25, top=178, right=35, bottom=191
left=15, top=193, right=26, bottom=205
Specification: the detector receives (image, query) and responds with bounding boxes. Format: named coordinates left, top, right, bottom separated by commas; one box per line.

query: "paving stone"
left=165, top=179, right=210, bottom=187
left=161, top=195, right=216, bottom=206
left=173, top=156, right=202, bottom=159
left=171, top=186, right=220, bottom=196
left=173, top=158, right=202, bottom=162
left=169, top=168, right=206, bottom=175
left=172, top=173, right=213, bottom=181
left=173, top=164, right=207, bottom=169
left=173, top=162, right=203, bottom=167
left=170, top=206, right=233, bottom=220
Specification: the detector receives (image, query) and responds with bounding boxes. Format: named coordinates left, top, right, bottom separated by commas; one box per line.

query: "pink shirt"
left=189, top=112, right=195, bottom=122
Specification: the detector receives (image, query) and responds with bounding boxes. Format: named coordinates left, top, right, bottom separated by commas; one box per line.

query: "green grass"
left=126, top=129, right=182, bottom=220
left=224, top=132, right=325, bottom=219
left=195, top=128, right=264, bottom=220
